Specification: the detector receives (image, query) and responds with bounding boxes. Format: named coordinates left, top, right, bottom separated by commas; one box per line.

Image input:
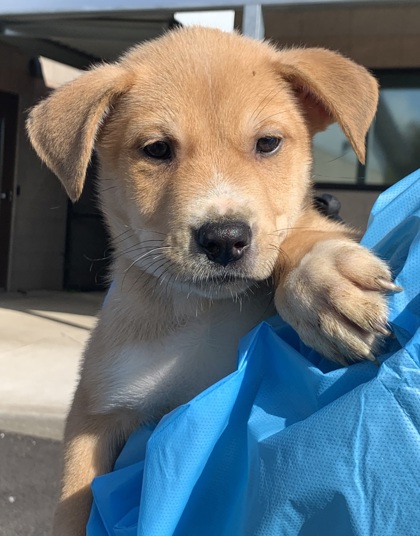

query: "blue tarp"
left=88, top=170, right=420, bottom=536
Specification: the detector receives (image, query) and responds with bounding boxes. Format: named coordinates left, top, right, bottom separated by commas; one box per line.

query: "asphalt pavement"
left=0, top=291, right=104, bottom=536
left=0, top=431, right=61, bottom=536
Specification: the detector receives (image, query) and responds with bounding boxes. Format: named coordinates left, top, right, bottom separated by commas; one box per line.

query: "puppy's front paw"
left=275, top=239, right=400, bottom=365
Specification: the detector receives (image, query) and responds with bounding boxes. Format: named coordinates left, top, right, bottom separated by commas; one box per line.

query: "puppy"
left=27, top=27, right=396, bottom=535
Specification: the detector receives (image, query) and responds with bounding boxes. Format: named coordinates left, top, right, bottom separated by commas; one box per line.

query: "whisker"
left=129, top=257, right=172, bottom=294
left=113, top=241, right=167, bottom=260
left=251, top=90, right=281, bottom=123
left=109, top=227, right=167, bottom=248
left=109, top=227, right=131, bottom=242
left=254, top=106, right=296, bottom=130
left=82, top=250, right=110, bottom=263
left=130, top=228, right=167, bottom=236
left=121, top=246, right=172, bottom=289
left=146, top=260, right=174, bottom=296
left=109, top=234, right=137, bottom=247
left=267, top=225, right=343, bottom=237
left=165, top=271, right=180, bottom=299
left=102, top=186, right=118, bottom=193
left=125, top=255, right=168, bottom=292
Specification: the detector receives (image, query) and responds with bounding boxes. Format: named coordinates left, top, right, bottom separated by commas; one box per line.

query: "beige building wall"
left=263, top=4, right=420, bottom=69
left=0, top=42, right=68, bottom=291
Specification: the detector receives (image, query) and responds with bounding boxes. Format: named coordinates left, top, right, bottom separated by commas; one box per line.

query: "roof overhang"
left=0, top=9, right=180, bottom=68
left=0, top=0, right=416, bottom=69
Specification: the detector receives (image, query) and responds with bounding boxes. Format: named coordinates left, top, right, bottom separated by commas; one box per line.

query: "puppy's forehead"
left=120, top=28, right=290, bottom=126
left=123, top=27, right=278, bottom=81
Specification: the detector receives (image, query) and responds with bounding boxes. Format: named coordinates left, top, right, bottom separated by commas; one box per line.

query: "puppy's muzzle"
left=195, top=221, right=251, bottom=267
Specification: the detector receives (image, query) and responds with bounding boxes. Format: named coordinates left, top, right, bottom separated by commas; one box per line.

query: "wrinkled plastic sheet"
left=88, top=170, right=420, bottom=536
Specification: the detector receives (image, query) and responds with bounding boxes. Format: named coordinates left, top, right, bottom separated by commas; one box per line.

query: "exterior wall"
left=0, top=42, right=68, bottom=291
left=262, top=4, right=420, bottom=69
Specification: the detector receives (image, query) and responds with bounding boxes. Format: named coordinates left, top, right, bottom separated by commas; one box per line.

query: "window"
left=313, top=71, right=420, bottom=188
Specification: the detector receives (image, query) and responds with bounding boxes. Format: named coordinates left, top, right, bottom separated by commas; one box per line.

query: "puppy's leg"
left=53, top=385, right=139, bottom=536
left=275, top=208, right=398, bottom=365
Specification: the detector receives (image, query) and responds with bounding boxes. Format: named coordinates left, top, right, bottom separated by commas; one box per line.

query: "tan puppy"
left=27, top=27, right=396, bottom=535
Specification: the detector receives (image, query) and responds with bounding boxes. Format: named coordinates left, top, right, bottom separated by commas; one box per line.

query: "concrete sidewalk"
left=0, top=291, right=105, bottom=440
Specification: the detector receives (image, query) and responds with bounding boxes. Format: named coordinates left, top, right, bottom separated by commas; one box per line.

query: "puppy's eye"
left=256, top=136, right=282, bottom=155
left=143, top=141, right=172, bottom=160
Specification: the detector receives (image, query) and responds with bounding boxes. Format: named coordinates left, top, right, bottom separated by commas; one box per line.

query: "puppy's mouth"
left=179, top=267, right=258, bottom=299
left=204, top=273, right=247, bottom=283
left=191, top=268, right=254, bottom=288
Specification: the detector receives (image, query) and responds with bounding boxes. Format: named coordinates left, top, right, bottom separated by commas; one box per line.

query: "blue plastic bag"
left=88, top=170, right=420, bottom=536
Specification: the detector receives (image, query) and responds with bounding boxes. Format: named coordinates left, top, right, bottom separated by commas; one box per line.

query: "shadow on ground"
left=0, top=290, right=105, bottom=317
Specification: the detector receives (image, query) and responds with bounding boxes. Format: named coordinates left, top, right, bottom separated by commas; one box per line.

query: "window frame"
left=315, top=68, right=420, bottom=192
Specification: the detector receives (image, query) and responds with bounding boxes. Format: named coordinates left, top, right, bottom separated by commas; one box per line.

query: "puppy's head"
left=27, top=27, right=378, bottom=298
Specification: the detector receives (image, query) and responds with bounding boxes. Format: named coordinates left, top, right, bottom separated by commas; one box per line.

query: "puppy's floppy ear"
left=27, top=64, right=133, bottom=201
left=277, top=48, right=379, bottom=163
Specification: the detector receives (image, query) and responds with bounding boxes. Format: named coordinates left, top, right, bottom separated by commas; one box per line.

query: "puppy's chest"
left=94, top=300, right=272, bottom=418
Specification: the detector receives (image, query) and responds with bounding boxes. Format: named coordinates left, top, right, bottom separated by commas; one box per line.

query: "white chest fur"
left=84, top=290, right=274, bottom=420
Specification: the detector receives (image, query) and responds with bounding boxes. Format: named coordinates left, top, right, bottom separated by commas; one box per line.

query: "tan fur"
left=27, top=27, right=392, bottom=535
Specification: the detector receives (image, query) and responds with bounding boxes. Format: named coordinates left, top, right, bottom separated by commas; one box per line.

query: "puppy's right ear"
left=27, top=64, right=133, bottom=202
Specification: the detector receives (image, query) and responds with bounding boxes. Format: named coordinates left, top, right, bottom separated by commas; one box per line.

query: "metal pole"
left=242, top=4, right=265, bottom=39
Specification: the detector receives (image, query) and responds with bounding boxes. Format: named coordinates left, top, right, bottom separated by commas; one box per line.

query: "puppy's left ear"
left=277, top=48, right=379, bottom=163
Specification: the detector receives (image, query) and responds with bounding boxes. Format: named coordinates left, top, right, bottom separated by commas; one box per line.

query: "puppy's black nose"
left=196, top=221, right=251, bottom=266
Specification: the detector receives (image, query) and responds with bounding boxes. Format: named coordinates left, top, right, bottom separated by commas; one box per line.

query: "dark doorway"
left=0, top=92, right=18, bottom=290
left=64, top=155, right=111, bottom=291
